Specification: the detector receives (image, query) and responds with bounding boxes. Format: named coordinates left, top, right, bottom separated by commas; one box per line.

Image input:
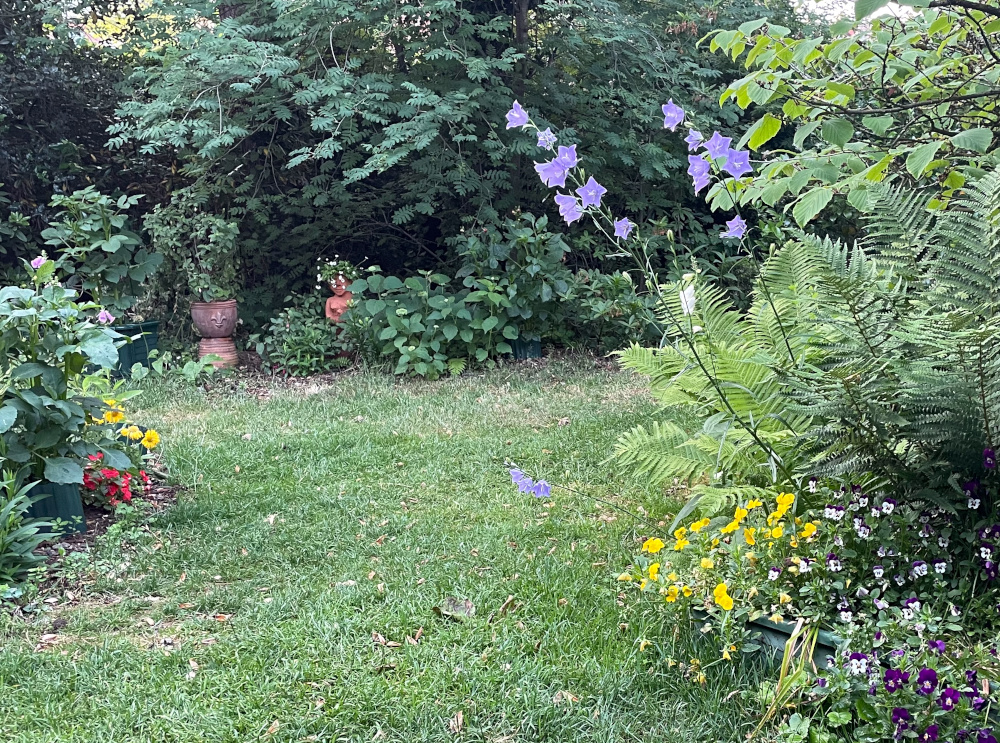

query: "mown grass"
left=0, top=358, right=772, bottom=742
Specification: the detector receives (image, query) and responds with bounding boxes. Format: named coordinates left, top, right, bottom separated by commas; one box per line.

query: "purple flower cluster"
left=509, top=467, right=551, bottom=499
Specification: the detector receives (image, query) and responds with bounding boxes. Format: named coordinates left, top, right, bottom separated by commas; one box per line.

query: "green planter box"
left=693, top=609, right=840, bottom=665
left=114, top=320, right=159, bottom=376
left=512, top=338, right=542, bottom=360
left=26, top=481, right=86, bottom=534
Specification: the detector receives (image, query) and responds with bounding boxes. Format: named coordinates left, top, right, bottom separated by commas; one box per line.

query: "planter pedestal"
left=198, top=338, right=238, bottom=369
left=26, top=482, right=86, bottom=534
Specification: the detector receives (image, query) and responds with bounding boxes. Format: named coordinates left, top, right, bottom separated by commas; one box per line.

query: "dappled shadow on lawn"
left=0, top=357, right=771, bottom=743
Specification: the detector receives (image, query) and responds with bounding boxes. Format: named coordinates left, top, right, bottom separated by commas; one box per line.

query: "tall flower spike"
left=576, top=177, right=607, bottom=208
left=536, top=128, right=557, bottom=150
left=535, top=159, right=569, bottom=189
left=721, top=216, right=747, bottom=240
left=506, top=101, right=529, bottom=129
left=722, top=148, right=752, bottom=179
left=613, top=217, right=634, bottom=240
left=704, top=132, right=733, bottom=160
left=661, top=100, right=685, bottom=131
left=554, top=145, right=579, bottom=169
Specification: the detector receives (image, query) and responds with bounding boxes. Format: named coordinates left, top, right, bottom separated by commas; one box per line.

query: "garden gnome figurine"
left=325, top=276, right=352, bottom=322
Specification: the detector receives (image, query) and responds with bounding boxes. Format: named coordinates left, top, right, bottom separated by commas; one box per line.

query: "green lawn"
left=0, top=359, right=770, bottom=742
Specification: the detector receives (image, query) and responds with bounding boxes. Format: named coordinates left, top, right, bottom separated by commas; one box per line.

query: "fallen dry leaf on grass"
left=552, top=690, right=579, bottom=705
left=448, top=711, right=464, bottom=734
left=372, top=631, right=402, bottom=648
left=433, top=597, right=475, bottom=621
left=264, top=720, right=280, bottom=736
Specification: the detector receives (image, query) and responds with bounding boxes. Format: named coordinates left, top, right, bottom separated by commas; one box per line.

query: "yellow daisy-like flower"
left=743, top=527, right=756, bottom=546
left=141, top=429, right=161, bottom=449
left=648, top=562, right=660, bottom=581
left=690, top=518, right=711, bottom=532
left=104, top=409, right=125, bottom=424
left=700, top=558, right=714, bottom=570
left=103, top=398, right=118, bottom=407
left=673, top=537, right=690, bottom=551
left=642, top=537, right=665, bottom=554
left=124, top=425, right=143, bottom=441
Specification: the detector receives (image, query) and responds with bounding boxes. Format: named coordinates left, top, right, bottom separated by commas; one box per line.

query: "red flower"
left=82, top=472, right=97, bottom=491
left=139, top=470, right=150, bottom=485
left=88, top=453, right=103, bottom=462
left=100, top=468, right=120, bottom=479
left=107, top=483, right=119, bottom=497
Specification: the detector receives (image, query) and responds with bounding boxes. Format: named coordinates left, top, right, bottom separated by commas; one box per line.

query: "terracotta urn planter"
left=190, top=299, right=238, bottom=368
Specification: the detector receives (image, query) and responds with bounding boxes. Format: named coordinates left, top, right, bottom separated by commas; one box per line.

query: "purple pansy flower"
left=985, top=448, right=996, bottom=470
left=661, top=100, right=685, bottom=131
left=973, top=696, right=988, bottom=711
left=720, top=216, right=747, bottom=240
left=576, top=177, right=607, bottom=208
left=848, top=652, right=868, bottom=675
left=884, top=668, right=910, bottom=693
left=940, top=687, right=961, bottom=711
left=722, top=148, right=752, bottom=179
left=967, top=669, right=978, bottom=686
left=536, top=128, right=557, bottom=150
left=704, top=132, right=733, bottom=160
left=892, top=707, right=911, bottom=725
left=827, top=553, right=842, bottom=572
left=613, top=218, right=634, bottom=240
left=685, top=129, right=704, bottom=150
left=30, top=256, right=45, bottom=269
left=506, top=101, right=529, bottom=129
left=979, top=731, right=997, bottom=743
left=928, top=640, right=946, bottom=654
left=917, top=668, right=938, bottom=695
left=920, top=725, right=939, bottom=743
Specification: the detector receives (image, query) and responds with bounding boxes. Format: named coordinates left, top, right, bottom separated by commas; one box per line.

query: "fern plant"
left=618, top=171, right=1000, bottom=516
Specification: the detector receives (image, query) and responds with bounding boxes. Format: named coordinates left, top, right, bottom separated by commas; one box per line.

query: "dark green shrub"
left=256, top=296, right=350, bottom=377
left=0, top=472, right=54, bottom=591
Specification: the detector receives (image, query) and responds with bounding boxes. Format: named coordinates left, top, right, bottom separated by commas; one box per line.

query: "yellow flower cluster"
left=713, top=582, right=734, bottom=611
left=720, top=506, right=749, bottom=534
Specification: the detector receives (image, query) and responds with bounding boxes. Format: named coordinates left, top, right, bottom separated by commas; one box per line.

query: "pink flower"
left=30, top=256, right=45, bottom=269
left=97, top=309, right=115, bottom=324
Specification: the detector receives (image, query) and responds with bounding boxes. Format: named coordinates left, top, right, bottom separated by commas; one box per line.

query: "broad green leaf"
left=793, top=121, right=821, bottom=150
left=821, top=118, right=854, bottom=147
left=862, top=115, right=894, bottom=136
left=905, top=141, right=943, bottom=178
left=782, top=100, right=810, bottom=119
left=855, top=0, right=888, bottom=19
left=481, top=316, right=499, bottom=332
left=847, top=187, right=871, bottom=211
left=441, top=323, right=458, bottom=341
left=745, top=113, right=782, bottom=151
left=0, top=405, right=16, bottom=434
left=43, top=457, right=84, bottom=485
left=792, top=186, right=834, bottom=227
left=951, top=128, right=993, bottom=153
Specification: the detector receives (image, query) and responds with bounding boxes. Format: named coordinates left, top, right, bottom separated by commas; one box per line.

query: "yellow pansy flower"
left=711, top=538, right=720, bottom=547
left=690, top=518, right=710, bottom=532
left=700, top=557, right=714, bottom=570
left=720, top=520, right=740, bottom=534
left=665, top=585, right=679, bottom=602
left=141, top=429, right=161, bottom=449
left=673, top=537, right=690, bottom=551
left=733, top=507, right=749, bottom=521
left=779, top=593, right=792, bottom=604
left=648, top=563, right=660, bottom=581
left=743, top=527, right=756, bottom=546
left=770, top=524, right=784, bottom=539
left=617, top=573, right=632, bottom=582
left=682, top=586, right=693, bottom=597
left=799, top=523, right=817, bottom=539
left=673, top=527, right=688, bottom=540
left=746, top=499, right=763, bottom=510
left=642, top=537, right=665, bottom=554
left=667, top=572, right=678, bottom=582
left=776, top=492, right=795, bottom=508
